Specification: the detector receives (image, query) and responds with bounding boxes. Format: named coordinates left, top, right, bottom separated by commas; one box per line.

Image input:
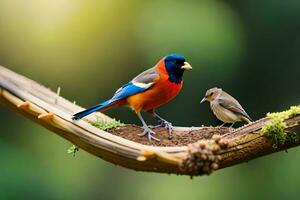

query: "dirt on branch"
left=109, top=125, right=230, bottom=146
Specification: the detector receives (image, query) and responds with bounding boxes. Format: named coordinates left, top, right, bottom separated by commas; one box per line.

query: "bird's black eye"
left=174, top=59, right=183, bottom=64
left=210, top=92, right=214, bottom=96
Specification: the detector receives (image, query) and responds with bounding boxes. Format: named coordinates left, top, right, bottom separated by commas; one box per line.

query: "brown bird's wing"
left=218, top=96, right=252, bottom=122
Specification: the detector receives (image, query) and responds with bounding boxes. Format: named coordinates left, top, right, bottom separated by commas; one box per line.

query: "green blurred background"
left=0, top=0, right=300, bottom=199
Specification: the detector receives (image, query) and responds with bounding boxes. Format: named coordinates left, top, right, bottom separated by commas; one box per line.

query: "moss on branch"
left=262, top=106, right=300, bottom=148
left=85, top=118, right=123, bottom=130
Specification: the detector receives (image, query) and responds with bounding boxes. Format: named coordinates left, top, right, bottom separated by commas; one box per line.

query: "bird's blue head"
left=164, top=54, right=192, bottom=84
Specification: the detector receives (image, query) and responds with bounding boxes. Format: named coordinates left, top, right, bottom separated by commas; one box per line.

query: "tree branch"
left=0, top=66, right=299, bottom=176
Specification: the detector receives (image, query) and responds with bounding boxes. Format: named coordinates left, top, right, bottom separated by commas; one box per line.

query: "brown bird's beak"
left=200, top=97, right=206, bottom=104
left=181, top=62, right=192, bottom=70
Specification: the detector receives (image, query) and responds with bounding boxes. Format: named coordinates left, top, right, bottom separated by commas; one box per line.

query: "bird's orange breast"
left=127, top=79, right=182, bottom=112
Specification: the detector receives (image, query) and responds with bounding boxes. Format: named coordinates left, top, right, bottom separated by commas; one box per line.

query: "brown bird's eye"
left=210, top=92, right=214, bottom=96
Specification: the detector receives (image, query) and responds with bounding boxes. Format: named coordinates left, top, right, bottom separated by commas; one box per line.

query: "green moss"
left=289, top=106, right=300, bottom=117
left=262, top=106, right=300, bottom=149
left=84, top=118, right=123, bottom=130
left=262, top=115, right=287, bottom=149
left=67, top=145, right=79, bottom=157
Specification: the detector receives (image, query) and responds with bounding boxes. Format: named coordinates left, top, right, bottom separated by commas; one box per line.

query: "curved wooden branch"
left=0, top=66, right=299, bottom=176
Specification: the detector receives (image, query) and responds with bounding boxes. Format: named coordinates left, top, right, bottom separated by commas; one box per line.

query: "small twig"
left=55, top=86, right=61, bottom=104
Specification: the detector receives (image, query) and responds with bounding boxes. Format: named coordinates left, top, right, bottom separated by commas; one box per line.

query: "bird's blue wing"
left=110, top=82, right=149, bottom=101
left=72, top=67, right=158, bottom=120
left=110, top=67, right=159, bottom=102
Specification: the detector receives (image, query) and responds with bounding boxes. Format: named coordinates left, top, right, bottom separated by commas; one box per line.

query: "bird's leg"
left=150, top=110, right=173, bottom=136
left=219, top=122, right=227, bottom=128
left=229, top=122, right=235, bottom=128
left=136, top=112, right=160, bottom=142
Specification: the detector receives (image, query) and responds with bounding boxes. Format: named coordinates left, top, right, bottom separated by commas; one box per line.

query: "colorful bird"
left=73, top=54, right=192, bottom=141
left=201, top=87, right=252, bottom=127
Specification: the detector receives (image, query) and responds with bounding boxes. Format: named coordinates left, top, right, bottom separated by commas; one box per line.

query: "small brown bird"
left=201, top=87, right=252, bottom=127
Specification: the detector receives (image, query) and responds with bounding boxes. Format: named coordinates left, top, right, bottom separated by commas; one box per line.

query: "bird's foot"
left=149, top=120, right=173, bottom=135
left=158, top=119, right=173, bottom=136
left=138, top=126, right=160, bottom=142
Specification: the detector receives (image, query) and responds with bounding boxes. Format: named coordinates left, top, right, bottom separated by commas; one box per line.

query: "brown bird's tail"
left=242, top=116, right=252, bottom=124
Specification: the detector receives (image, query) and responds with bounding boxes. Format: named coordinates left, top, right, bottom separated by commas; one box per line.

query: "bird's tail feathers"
left=72, top=100, right=113, bottom=120
left=242, top=116, right=252, bottom=124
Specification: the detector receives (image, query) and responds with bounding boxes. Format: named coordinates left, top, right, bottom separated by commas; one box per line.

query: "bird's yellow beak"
left=200, top=97, right=206, bottom=104
left=181, top=62, right=192, bottom=70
